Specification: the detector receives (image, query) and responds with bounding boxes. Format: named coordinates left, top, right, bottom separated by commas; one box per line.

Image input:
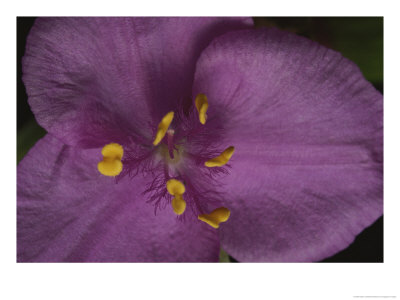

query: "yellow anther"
left=97, top=143, right=124, bottom=176
left=204, top=146, right=235, bottom=167
left=166, top=179, right=186, bottom=215
left=198, top=207, right=231, bottom=229
left=171, top=194, right=186, bottom=215
left=153, top=111, right=174, bottom=146
left=166, top=179, right=186, bottom=195
left=195, top=94, right=209, bottom=125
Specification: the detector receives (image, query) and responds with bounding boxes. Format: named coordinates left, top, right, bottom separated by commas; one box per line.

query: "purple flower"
left=17, top=17, right=383, bottom=262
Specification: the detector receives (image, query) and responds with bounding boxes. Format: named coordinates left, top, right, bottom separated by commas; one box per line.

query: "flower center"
left=158, top=144, right=181, bottom=163
left=97, top=94, right=234, bottom=229
left=166, top=129, right=176, bottom=159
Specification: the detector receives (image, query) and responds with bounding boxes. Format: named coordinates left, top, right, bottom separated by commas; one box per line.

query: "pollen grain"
left=153, top=111, right=174, bottom=146
left=195, top=93, right=209, bottom=125
left=166, top=179, right=186, bottom=215
left=205, top=146, right=235, bottom=167
left=198, top=207, right=231, bottom=229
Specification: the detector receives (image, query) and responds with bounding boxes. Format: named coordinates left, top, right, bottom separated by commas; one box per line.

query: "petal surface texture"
left=193, top=28, right=383, bottom=262
left=17, top=135, right=220, bottom=262
left=22, top=17, right=252, bottom=148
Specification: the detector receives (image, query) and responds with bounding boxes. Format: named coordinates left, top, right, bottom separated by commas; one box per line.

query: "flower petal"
left=192, top=28, right=382, bottom=154
left=218, top=152, right=382, bottom=262
left=23, top=17, right=253, bottom=147
left=18, top=135, right=219, bottom=262
left=192, top=28, right=382, bottom=261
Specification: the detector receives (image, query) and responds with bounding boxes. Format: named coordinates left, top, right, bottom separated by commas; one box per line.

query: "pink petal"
left=23, top=17, right=252, bottom=148
left=18, top=135, right=219, bottom=262
left=193, top=28, right=382, bottom=261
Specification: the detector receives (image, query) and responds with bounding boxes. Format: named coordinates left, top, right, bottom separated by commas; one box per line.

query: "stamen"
left=166, top=179, right=186, bottom=215
left=153, top=111, right=174, bottom=146
left=195, top=94, right=209, bottom=125
left=98, top=143, right=124, bottom=176
left=205, top=146, right=235, bottom=167
left=198, top=207, right=230, bottom=229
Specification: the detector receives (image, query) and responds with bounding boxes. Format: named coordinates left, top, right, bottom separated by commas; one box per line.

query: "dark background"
left=17, top=17, right=383, bottom=262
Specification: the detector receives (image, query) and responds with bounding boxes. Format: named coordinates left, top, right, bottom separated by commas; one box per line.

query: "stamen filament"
left=167, top=129, right=175, bottom=159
